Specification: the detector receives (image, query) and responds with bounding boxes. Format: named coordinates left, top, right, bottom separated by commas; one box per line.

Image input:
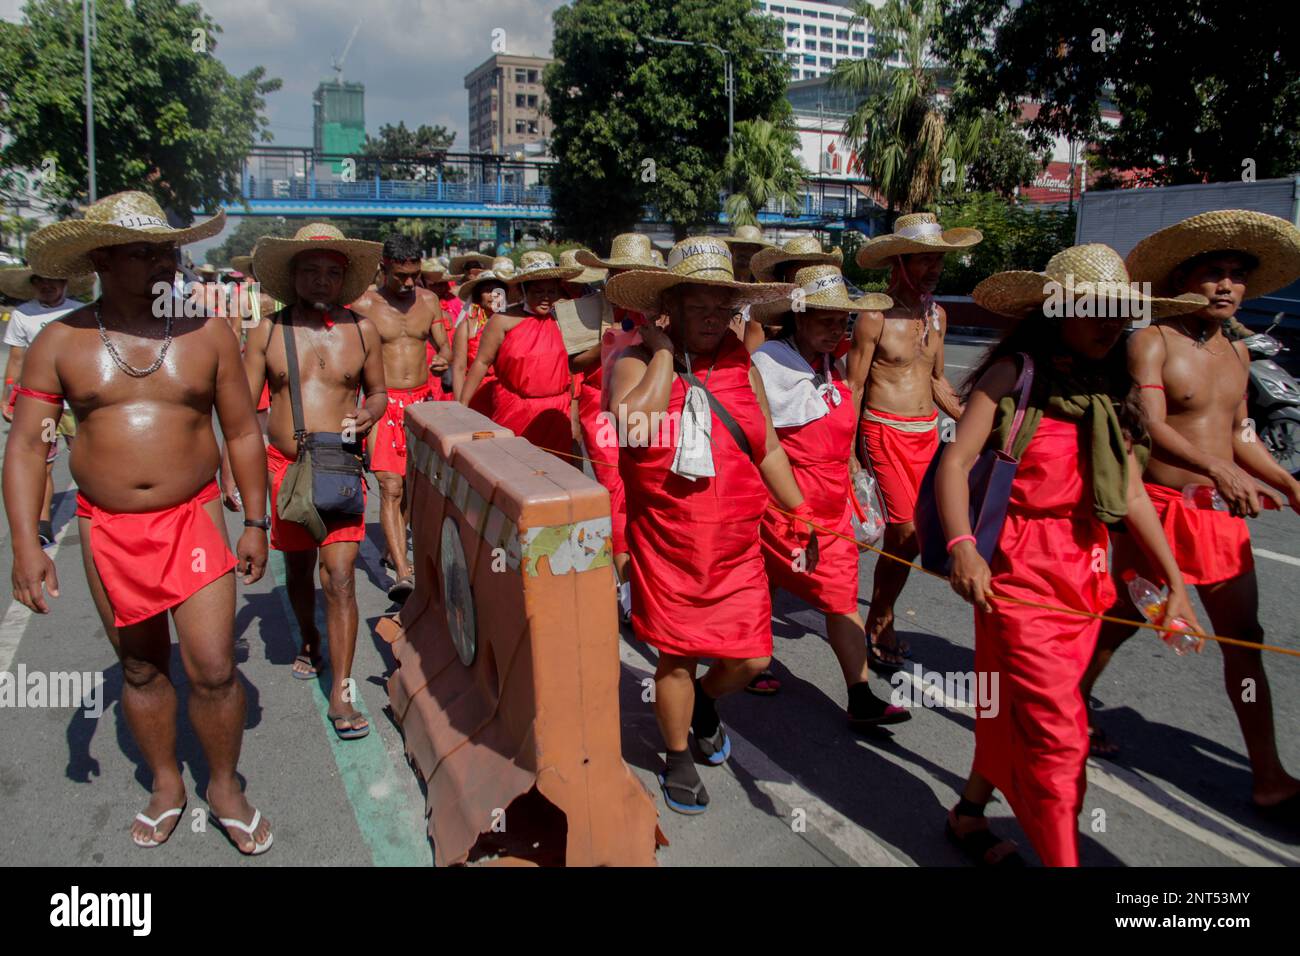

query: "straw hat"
left=449, top=252, right=494, bottom=275
left=575, top=233, right=663, bottom=271
left=506, top=251, right=582, bottom=286
left=0, top=267, right=96, bottom=302
left=972, top=244, right=1209, bottom=320
left=420, top=258, right=457, bottom=283
left=251, top=223, right=382, bottom=307
left=457, top=258, right=519, bottom=302
left=230, top=255, right=254, bottom=277
left=27, top=191, right=226, bottom=279
left=649, top=248, right=666, bottom=267
left=604, top=236, right=793, bottom=314
left=720, top=224, right=775, bottom=255
left=750, top=235, right=844, bottom=282
left=855, top=213, right=982, bottom=270
left=1124, top=209, right=1300, bottom=300
left=752, top=264, right=892, bottom=323
left=559, top=249, right=608, bottom=284
left=196, top=263, right=218, bottom=277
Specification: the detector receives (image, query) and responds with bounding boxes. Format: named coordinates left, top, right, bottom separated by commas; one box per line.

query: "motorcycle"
left=1239, top=315, right=1300, bottom=476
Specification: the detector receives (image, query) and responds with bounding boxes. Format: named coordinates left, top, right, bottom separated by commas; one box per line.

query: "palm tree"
left=723, top=119, right=807, bottom=227
left=830, top=0, right=978, bottom=223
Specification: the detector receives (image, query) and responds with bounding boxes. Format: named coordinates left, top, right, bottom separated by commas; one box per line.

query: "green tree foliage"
left=0, top=0, right=280, bottom=219
left=949, top=108, right=1047, bottom=198
left=360, top=121, right=458, bottom=181
left=545, top=0, right=791, bottom=248
left=936, top=0, right=1300, bottom=186
left=940, top=191, right=1074, bottom=294
left=724, top=119, right=806, bottom=227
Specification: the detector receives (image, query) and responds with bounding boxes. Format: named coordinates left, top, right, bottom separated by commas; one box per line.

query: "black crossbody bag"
left=278, top=309, right=368, bottom=520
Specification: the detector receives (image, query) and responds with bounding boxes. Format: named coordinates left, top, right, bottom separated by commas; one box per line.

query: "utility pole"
left=82, top=0, right=97, bottom=202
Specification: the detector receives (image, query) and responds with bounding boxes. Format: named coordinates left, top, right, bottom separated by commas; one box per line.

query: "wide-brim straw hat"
left=752, top=264, right=892, bottom=323
left=230, top=255, right=254, bottom=277
left=605, top=236, right=793, bottom=314
left=458, top=264, right=519, bottom=302
left=0, top=266, right=96, bottom=302
left=720, top=224, right=776, bottom=255
left=856, top=212, right=982, bottom=270
left=27, top=190, right=226, bottom=279
left=506, top=251, right=581, bottom=286
left=973, top=244, right=1208, bottom=320
left=1125, top=209, right=1300, bottom=301
left=252, top=223, right=382, bottom=307
left=450, top=252, right=494, bottom=275
left=559, top=249, right=608, bottom=284
left=420, top=258, right=458, bottom=284
left=575, top=233, right=663, bottom=271
left=750, top=235, right=844, bottom=282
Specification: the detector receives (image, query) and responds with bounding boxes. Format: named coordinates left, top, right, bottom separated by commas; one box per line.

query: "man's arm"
left=2, top=328, right=63, bottom=611
left=354, top=317, right=388, bottom=432
left=209, top=317, right=268, bottom=583
left=459, top=314, right=512, bottom=406
left=931, top=307, right=964, bottom=419
left=1230, top=392, right=1298, bottom=511
left=2, top=346, right=25, bottom=420
left=429, top=319, right=451, bottom=373
left=846, top=310, right=883, bottom=468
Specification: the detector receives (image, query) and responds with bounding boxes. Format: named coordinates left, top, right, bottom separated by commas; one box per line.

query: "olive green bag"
left=274, top=311, right=329, bottom=543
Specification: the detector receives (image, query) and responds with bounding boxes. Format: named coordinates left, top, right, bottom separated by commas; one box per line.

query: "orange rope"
left=534, top=444, right=1299, bottom=660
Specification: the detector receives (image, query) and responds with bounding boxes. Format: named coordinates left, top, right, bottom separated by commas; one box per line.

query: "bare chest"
left=1162, top=343, right=1248, bottom=412
left=367, top=302, right=434, bottom=345
left=875, top=313, right=942, bottom=369
left=266, top=324, right=366, bottom=388
left=60, top=327, right=217, bottom=411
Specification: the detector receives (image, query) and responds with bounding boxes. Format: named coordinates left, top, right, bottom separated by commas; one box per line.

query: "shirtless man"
left=1, top=267, right=88, bottom=545
left=849, top=213, right=981, bottom=670
left=244, top=224, right=386, bottom=739
left=351, top=236, right=451, bottom=602
left=5, top=191, right=272, bottom=854
left=1081, top=210, right=1300, bottom=820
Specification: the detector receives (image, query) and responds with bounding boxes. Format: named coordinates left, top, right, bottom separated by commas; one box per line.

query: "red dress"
left=760, top=375, right=859, bottom=615
left=462, top=305, right=497, bottom=416
left=973, top=415, right=1116, bottom=867
left=427, top=305, right=458, bottom=402
left=621, top=335, right=772, bottom=659
left=579, top=307, right=647, bottom=556
left=491, top=313, right=572, bottom=453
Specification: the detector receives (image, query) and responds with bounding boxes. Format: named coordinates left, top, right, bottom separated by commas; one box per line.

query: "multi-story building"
left=464, top=54, right=554, bottom=155
left=755, top=0, right=896, bottom=82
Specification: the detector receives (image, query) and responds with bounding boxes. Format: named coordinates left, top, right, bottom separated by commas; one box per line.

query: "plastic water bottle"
left=1121, top=570, right=1198, bottom=656
left=1181, top=483, right=1280, bottom=512
left=850, top=471, right=885, bottom=545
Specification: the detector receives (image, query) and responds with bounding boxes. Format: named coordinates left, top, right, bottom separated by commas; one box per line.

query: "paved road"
left=1, top=336, right=1297, bottom=866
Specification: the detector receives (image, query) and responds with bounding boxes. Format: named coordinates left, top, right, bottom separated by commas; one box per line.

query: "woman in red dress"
left=752, top=265, right=908, bottom=727
left=936, top=245, right=1208, bottom=866
left=605, top=236, right=812, bottom=814
left=452, top=265, right=513, bottom=414
left=459, top=252, right=580, bottom=453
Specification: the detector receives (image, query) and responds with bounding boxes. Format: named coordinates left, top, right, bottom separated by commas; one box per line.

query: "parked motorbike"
left=1239, top=315, right=1300, bottom=476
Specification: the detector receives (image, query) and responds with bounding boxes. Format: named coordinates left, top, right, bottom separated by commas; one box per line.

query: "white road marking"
left=617, top=639, right=910, bottom=867
left=1254, top=548, right=1300, bottom=568
left=0, top=490, right=79, bottom=674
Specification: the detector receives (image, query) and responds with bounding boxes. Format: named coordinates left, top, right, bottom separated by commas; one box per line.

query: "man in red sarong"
left=244, top=224, right=387, bottom=741
left=5, top=191, right=274, bottom=854
left=459, top=251, right=581, bottom=455
left=352, top=237, right=451, bottom=602
left=604, top=237, right=813, bottom=815
left=1082, top=211, right=1300, bottom=823
left=849, top=213, right=981, bottom=671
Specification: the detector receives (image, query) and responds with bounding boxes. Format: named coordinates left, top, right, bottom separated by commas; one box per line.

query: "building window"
left=786, top=36, right=799, bottom=47
left=787, top=21, right=798, bottom=31
left=851, top=46, right=864, bottom=56
left=514, top=69, right=526, bottom=83
left=527, top=95, right=538, bottom=108
left=527, top=70, right=538, bottom=83
left=527, top=121, right=538, bottom=134
left=770, top=3, right=784, bottom=11
left=516, top=93, right=526, bottom=108
left=836, top=29, right=847, bottom=39
left=836, top=44, right=848, bottom=54
left=515, top=120, right=527, bottom=133
left=820, top=56, right=833, bottom=67
left=802, top=54, right=816, bottom=65
left=804, top=24, right=815, bottom=34
left=852, top=31, right=864, bottom=41
left=820, top=26, right=832, bottom=37
left=820, top=41, right=832, bottom=52
left=819, top=10, right=834, bottom=18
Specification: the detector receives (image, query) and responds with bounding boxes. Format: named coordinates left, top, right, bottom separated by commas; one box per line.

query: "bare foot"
left=292, top=630, right=323, bottom=678
left=131, top=779, right=188, bottom=848
left=207, top=783, right=273, bottom=854
left=867, top=616, right=908, bottom=667
left=1253, top=776, right=1300, bottom=809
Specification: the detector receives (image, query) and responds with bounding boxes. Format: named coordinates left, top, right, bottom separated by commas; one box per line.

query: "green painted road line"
left=267, top=550, right=430, bottom=867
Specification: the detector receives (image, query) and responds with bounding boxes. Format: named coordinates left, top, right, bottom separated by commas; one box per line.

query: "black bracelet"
left=243, top=516, right=270, bottom=530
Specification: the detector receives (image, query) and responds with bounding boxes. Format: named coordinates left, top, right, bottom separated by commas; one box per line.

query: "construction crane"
left=331, top=20, right=362, bottom=81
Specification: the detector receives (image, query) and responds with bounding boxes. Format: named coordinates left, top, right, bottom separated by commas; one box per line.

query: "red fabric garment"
left=371, top=383, right=434, bottom=474
left=1133, top=481, right=1254, bottom=585
left=265, top=442, right=366, bottom=551
left=577, top=370, right=626, bottom=554
left=424, top=338, right=456, bottom=403
left=257, top=381, right=271, bottom=412
left=439, top=295, right=463, bottom=327
left=462, top=305, right=497, bottom=415
left=76, top=481, right=236, bottom=627
left=621, top=335, right=772, bottom=659
left=972, top=416, right=1116, bottom=867
left=858, top=407, right=940, bottom=524
left=760, top=376, right=859, bottom=615
left=491, top=313, right=572, bottom=453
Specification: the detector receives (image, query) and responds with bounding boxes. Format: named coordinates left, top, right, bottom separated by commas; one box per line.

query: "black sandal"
left=945, top=809, right=1024, bottom=866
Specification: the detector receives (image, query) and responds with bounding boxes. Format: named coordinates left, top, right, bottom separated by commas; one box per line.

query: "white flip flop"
left=210, top=808, right=274, bottom=856
left=132, top=801, right=186, bottom=849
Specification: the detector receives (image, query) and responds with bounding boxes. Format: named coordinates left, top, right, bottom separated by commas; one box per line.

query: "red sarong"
left=491, top=314, right=571, bottom=455
left=426, top=310, right=457, bottom=402
left=463, top=307, right=497, bottom=415
left=1136, top=481, right=1254, bottom=585
left=973, top=417, right=1115, bottom=867
left=371, top=383, right=434, bottom=474
left=257, top=382, right=271, bottom=413
left=858, top=406, right=939, bottom=524
left=621, top=336, right=772, bottom=659
left=760, top=378, right=859, bottom=615
left=265, top=442, right=367, bottom=551
left=76, top=481, right=236, bottom=627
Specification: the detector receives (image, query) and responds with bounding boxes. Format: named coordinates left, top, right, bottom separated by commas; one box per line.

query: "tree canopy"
left=0, top=0, right=280, bottom=219
left=545, top=0, right=792, bottom=248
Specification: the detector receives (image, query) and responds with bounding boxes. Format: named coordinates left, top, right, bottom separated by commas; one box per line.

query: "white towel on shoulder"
left=670, top=355, right=716, bottom=481
left=751, top=339, right=841, bottom=429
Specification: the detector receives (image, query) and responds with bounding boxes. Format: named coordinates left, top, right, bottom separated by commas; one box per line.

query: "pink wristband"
left=946, top=534, right=976, bottom=553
